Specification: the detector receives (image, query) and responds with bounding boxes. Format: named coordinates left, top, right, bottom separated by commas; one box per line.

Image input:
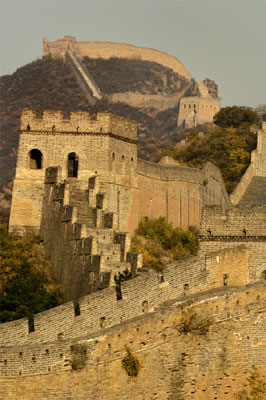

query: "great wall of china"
left=42, top=36, right=220, bottom=123
left=0, top=37, right=265, bottom=399
left=1, top=108, right=265, bottom=398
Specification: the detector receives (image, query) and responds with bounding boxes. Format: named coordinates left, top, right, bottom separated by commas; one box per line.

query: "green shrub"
left=178, top=307, right=214, bottom=336
left=131, top=217, right=198, bottom=271
left=234, top=367, right=266, bottom=400
left=122, top=346, right=141, bottom=377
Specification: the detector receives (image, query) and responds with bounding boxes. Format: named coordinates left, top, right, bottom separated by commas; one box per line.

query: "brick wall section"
left=0, top=282, right=265, bottom=400
left=0, top=245, right=250, bottom=347
left=231, top=122, right=266, bottom=205
left=199, top=205, right=266, bottom=280
left=137, top=160, right=230, bottom=230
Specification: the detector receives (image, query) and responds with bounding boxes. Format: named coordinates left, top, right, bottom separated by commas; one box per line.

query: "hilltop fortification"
left=42, top=36, right=220, bottom=121
left=42, top=36, right=192, bottom=80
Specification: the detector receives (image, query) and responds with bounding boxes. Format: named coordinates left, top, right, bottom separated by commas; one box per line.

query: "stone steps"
left=238, top=176, right=266, bottom=205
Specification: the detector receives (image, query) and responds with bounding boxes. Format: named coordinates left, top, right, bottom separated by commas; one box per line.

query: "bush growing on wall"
left=121, top=346, right=141, bottom=377
left=234, top=367, right=266, bottom=400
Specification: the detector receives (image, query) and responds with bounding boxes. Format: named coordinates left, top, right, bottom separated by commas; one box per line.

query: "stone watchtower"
left=9, top=109, right=138, bottom=235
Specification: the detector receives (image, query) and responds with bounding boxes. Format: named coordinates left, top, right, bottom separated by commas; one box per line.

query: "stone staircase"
left=66, top=49, right=102, bottom=105
left=67, top=178, right=133, bottom=279
left=238, top=176, right=266, bottom=205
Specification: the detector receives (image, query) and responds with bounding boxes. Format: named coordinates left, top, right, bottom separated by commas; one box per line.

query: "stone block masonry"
left=0, top=282, right=265, bottom=399
left=0, top=245, right=250, bottom=347
left=199, top=205, right=266, bottom=280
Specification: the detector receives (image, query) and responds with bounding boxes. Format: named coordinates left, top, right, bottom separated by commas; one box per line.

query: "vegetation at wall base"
left=131, top=217, right=198, bottom=271
left=0, top=225, right=63, bottom=324
left=157, top=122, right=258, bottom=193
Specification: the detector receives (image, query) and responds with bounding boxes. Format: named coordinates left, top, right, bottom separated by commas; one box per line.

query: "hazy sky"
left=0, top=0, right=265, bottom=108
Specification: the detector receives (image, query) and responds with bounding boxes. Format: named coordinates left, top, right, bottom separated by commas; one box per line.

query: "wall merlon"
left=20, top=109, right=137, bottom=140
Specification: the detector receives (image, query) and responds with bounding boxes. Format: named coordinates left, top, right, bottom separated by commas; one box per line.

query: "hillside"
left=82, top=56, right=189, bottom=95
left=0, top=53, right=258, bottom=214
left=0, top=56, right=193, bottom=197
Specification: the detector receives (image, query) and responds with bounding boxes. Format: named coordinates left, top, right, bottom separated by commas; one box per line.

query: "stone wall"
left=9, top=110, right=138, bottom=235
left=0, top=245, right=250, bottom=347
left=199, top=205, right=266, bottom=280
left=1, top=282, right=265, bottom=399
left=231, top=122, right=266, bottom=205
left=137, top=160, right=230, bottom=230
left=42, top=36, right=192, bottom=81
left=177, top=96, right=220, bottom=128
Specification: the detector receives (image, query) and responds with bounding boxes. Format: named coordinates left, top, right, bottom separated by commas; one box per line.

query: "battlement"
left=20, top=109, right=137, bottom=141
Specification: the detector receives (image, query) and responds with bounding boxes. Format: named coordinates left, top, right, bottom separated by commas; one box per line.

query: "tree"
left=214, top=106, right=260, bottom=128
left=0, top=225, right=63, bottom=325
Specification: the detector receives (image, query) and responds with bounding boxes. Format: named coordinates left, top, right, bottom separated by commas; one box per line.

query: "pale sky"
left=0, top=0, right=265, bottom=108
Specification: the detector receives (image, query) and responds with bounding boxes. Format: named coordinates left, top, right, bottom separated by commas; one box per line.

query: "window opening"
left=112, top=153, right=116, bottom=172
left=121, top=155, right=125, bottom=175
left=142, top=301, right=148, bottom=313
left=262, top=270, right=266, bottom=280
left=130, top=157, right=134, bottom=176
left=29, top=149, right=42, bottom=169
left=68, top=152, right=79, bottom=178
left=223, top=274, right=228, bottom=286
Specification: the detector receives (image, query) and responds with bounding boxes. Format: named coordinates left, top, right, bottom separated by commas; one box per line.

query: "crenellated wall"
left=199, top=205, right=266, bottom=280
left=0, top=282, right=265, bottom=399
left=0, top=245, right=250, bottom=348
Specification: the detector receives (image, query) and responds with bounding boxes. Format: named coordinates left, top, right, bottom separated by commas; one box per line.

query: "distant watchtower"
left=9, top=109, right=138, bottom=235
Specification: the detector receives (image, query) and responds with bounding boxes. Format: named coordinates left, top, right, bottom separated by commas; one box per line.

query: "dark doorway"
left=29, top=149, right=42, bottom=169
left=68, top=152, right=79, bottom=178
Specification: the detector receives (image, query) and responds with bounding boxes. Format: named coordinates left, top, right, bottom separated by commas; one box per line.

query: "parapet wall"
left=137, top=160, right=230, bottom=229
left=0, top=245, right=249, bottom=348
left=20, top=109, right=137, bottom=141
left=42, top=36, right=192, bottom=81
left=199, top=205, right=266, bottom=280
left=231, top=122, right=266, bottom=205
left=1, top=282, right=265, bottom=400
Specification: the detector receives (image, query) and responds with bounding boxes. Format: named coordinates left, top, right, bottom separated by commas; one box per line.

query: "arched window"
left=262, top=270, right=266, bottom=280
left=183, top=104, right=186, bottom=109
left=67, top=152, right=79, bottom=178
left=29, top=149, right=42, bottom=169
left=188, top=104, right=191, bottom=109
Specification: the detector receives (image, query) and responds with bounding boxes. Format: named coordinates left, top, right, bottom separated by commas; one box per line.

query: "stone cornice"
left=19, top=130, right=138, bottom=145
left=199, top=235, right=266, bottom=242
